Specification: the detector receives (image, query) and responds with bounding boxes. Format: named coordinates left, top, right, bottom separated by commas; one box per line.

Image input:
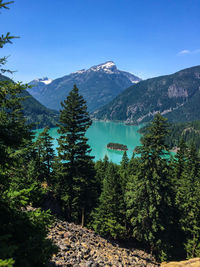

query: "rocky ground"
left=161, top=258, right=200, bottom=267
left=48, top=219, right=159, bottom=267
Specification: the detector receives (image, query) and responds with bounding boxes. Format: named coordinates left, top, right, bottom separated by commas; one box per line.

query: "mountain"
left=0, top=74, right=59, bottom=128
left=28, top=61, right=141, bottom=112
left=93, top=65, right=200, bottom=123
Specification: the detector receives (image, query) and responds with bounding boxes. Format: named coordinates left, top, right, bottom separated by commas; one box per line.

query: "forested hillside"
left=93, top=65, right=200, bottom=123
left=0, top=74, right=59, bottom=128
left=1, top=1, right=200, bottom=265
left=140, top=120, right=200, bottom=153
left=167, top=120, right=200, bottom=152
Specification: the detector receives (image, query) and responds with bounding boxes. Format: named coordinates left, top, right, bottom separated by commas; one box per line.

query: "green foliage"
left=94, top=155, right=110, bottom=195
left=57, top=85, right=96, bottom=225
left=33, top=127, right=55, bottom=184
left=0, top=80, right=32, bottom=166
left=0, top=0, right=15, bottom=75
left=0, top=5, right=57, bottom=263
left=119, top=151, right=129, bottom=193
left=175, top=144, right=200, bottom=258
left=92, top=163, right=126, bottom=239
left=0, top=200, right=57, bottom=266
left=166, top=120, right=200, bottom=154
left=21, top=89, right=59, bottom=129
left=0, top=80, right=57, bottom=265
left=125, top=114, right=176, bottom=261
left=0, top=258, right=15, bottom=267
left=0, top=74, right=59, bottom=129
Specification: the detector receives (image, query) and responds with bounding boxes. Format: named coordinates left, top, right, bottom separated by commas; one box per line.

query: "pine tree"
left=176, top=144, right=200, bottom=258
left=125, top=113, right=176, bottom=261
left=94, top=155, right=110, bottom=196
left=173, top=138, right=188, bottom=183
left=119, top=151, right=129, bottom=193
left=57, top=84, right=95, bottom=225
left=92, top=163, right=126, bottom=239
left=0, top=2, right=57, bottom=264
left=34, top=127, right=55, bottom=183
left=0, top=1, right=16, bottom=74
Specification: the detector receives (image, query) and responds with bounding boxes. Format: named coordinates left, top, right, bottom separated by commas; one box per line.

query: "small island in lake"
left=107, top=142, right=128, bottom=151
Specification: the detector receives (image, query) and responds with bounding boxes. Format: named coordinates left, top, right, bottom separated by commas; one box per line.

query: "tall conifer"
left=176, top=144, right=200, bottom=258
left=125, top=113, right=175, bottom=261
left=57, top=84, right=95, bottom=225
left=92, top=163, right=126, bottom=239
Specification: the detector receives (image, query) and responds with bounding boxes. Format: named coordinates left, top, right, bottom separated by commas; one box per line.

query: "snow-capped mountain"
left=28, top=61, right=141, bottom=112
left=72, top=61, right=140, bottom=80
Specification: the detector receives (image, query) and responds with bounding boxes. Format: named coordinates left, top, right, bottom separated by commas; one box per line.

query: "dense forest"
left=2, top=79, right=200, bottom=264
left=167, top=120, right=200, bottom=152
left=140, top=120, right=200, bottom=153
left=1, top=1, right=200, bottom=266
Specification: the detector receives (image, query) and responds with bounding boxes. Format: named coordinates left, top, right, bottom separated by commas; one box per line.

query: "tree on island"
left=57, top=84, right=96, bottom=226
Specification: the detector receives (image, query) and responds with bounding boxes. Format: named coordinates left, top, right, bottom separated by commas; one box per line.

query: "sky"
left=1, top=0, right=200, bottom=83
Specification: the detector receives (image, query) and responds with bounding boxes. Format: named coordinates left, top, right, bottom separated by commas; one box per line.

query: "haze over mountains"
left=94, top=65, right=200, bottom=123
left=28, top=61, right=141, bottom=112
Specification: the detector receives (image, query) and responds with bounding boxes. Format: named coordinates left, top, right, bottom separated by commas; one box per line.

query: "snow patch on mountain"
left=70, top=62, right=141, bottom=84
left=90, top=61, right=117, bottom=74
left=33, top=77, right=53, bottom=85
left=72, top=69, right=86, bottom=75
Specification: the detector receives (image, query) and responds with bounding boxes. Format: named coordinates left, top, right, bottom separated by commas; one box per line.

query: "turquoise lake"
left=35, top=121, right=144, bottom=164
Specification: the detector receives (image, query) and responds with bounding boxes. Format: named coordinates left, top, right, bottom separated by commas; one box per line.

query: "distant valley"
left=28, top=61, right=141, bottom=112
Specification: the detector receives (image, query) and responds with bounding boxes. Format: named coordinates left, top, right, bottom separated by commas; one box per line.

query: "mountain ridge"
left=93, top=65, right=200, bottom=123
left=28, top=61, right=141, bottom=112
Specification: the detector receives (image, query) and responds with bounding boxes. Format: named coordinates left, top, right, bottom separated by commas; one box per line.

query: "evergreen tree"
left=119, top=151, right=129, bottom=193
left=34, top=127, right=55, bottom=183
left=125, top=113, right=176, bottom=261
left=57, top=84, right=95, bottom=225
left=173, top=138, right=188, bottom=183
left=0, top=0, right=16, bottom=75
left=0, top=2, right=57, bottom=265
left=176, top=144, right=200, bottom=258
left=0, top=81, right=57, bottom=266
left=92, top=163, right=126, bottom=239
left=94, top=155, right=110, bottom=196
left=127, top=152, right=140, bottom=177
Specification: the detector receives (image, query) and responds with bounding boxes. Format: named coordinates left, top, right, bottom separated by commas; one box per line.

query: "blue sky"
left=1, top=0, right=200, bottom=82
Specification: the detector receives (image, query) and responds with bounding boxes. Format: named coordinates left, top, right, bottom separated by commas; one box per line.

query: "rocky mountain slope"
left=28, top=61, right=141, bottom=112
left=48, top=219, right=158, bottom=267
left=0, top=74, right=59, bottom=128
left=93, top=65, right=200, bottom=123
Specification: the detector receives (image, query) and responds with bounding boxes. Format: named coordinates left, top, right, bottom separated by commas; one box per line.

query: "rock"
left=85, top=260, right=93, bottom=267
left=161, top=258, right=200, bottom=266
left=49, top=219, right=159, bottom=266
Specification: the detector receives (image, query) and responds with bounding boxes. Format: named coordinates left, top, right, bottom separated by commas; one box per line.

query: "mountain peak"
left=90, top=61, right=117, bottom=73
left=72, top=61, right=117, bottom=75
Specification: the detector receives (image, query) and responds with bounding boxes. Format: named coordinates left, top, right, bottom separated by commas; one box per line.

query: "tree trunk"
left=81, top=207, right=85, bottom=227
